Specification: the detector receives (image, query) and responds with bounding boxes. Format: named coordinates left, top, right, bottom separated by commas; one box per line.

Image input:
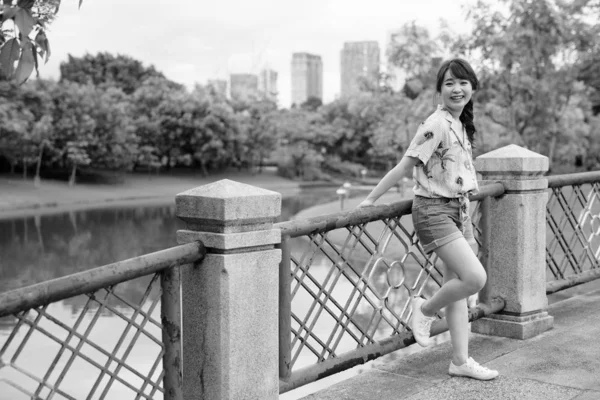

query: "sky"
left=39, top=0, right=476, bottom=108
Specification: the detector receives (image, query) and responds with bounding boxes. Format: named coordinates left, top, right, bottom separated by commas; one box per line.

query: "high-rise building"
left=229, top=73, right=259, bottom=101
left=258, top=69, right=278, bottom=102
left=291, top=53, right=323, bottom=107
left=340, top=41, right=380, bottom=96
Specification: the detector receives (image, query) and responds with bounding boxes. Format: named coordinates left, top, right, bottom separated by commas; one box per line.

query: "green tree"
left=457, top=0, right=600, bottom=167
left=48, top=81, right=138, bottom=178
left=387, top=21, right=444, bottom=99
left=131, top=77, right=187, bottom=170
left=237, top=99, right=279, bottom=172
left=269, top=108, right=329, bottom=179
left=369, top=89, right=434, bottom=168
left=300, top=96, right=323, bottom=112
left=59, top=52, right=177, bottom=95
left=20, top=79, right=57, bottom=184
left=193, top=101, right=240, bottom=174
left=0, top=83, right=34, bottom=174
left=0, top=79, right=56, bottom=180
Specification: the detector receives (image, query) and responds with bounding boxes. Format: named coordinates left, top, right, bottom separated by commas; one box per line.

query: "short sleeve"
left=405, top=117, right=444, bottom=165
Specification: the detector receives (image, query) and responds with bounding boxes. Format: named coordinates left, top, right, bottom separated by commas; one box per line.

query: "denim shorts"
left=411, top=195, right=476, bottom=254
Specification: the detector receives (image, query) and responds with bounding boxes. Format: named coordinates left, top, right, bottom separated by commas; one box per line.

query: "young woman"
left=357, top=58, right=498, bottom=380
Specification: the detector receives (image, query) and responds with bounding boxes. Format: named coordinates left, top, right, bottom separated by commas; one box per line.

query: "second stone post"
left=176, top=179, right=282, bottom=399
left=472, top=144, right=554, bottom=339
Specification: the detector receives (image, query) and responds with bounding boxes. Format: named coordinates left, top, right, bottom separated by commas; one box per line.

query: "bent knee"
left=464, top=270, right=487, bottom=294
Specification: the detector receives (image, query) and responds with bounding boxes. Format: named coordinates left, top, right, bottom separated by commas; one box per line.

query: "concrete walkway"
left=300, top=284, right=600, bottom=400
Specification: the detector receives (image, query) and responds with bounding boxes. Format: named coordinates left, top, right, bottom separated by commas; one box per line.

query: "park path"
left=297, top=280, right=600, bottom=400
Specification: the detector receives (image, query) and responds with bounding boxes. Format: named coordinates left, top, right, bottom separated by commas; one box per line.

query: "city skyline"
left=36, top=0, right=476, bottom=108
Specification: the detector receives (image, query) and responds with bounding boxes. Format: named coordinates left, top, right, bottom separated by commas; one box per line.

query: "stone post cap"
left=175, top=179, right=282, bottom=233
left=475, top=144, right=549, bottom=177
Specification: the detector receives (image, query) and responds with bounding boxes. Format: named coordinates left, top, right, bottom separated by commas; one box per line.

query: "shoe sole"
left=448, top=372, right=499, bottom=381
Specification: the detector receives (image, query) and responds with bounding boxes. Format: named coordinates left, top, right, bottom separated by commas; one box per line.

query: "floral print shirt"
left=405, top=105, right=479, bottom=199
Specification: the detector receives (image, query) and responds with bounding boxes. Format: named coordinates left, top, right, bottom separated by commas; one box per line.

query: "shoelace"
left=467, top=358, right=491, bottom=373
left=419, top=314, right=435, bottom=332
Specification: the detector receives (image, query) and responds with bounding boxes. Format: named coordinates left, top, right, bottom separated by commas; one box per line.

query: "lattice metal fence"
left=0, top=275, right=165, bottom=400
left=546, top=181, right=600, bottom=281
left=280, top=200, right=484, bottom=375
left=0, top=242, right=202, bottom=400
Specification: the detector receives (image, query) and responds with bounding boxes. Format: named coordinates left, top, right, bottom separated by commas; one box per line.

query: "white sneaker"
left=449, top=357, right=499, bottom=380
left=410, top=296, right=436, bottom=347
left=468, top=294, right=478, bottom=309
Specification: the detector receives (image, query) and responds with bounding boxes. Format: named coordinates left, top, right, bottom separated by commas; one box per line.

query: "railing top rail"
left=275, top=199, right=413, bottom=238
left=469, top=182, right=505, bottom=201
left=275, top=182, right=506, bottom=238
left=0, top=241, right=206, bottom=318
left=547, top=170, right=600, bottom=188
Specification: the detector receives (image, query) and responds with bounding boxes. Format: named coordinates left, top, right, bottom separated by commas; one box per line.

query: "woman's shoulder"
left=418, top=107, right=452, bottom=135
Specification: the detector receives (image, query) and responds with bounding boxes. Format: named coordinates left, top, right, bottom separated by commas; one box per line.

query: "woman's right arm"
left=357, top=155, right=420, bottom=208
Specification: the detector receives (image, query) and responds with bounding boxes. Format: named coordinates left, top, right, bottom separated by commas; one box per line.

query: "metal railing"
left=0, top=242, right=206, bottom=400
left=276, top=183, right=506, bottom=393
left=2, top=170, right=600, bottom=398
left=546, top=171, right=600, bottom=294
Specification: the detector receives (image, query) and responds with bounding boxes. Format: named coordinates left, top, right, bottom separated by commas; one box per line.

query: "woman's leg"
left=421, top=237, right=486, bottom=316
left=438, top=240, right=479, bottom=365
left=413, top=239, right=498, bottom=379
left=442, top=265, right=469, bottom=365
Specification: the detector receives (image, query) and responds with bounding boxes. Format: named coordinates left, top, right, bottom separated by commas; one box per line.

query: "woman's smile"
left=440, top=70, right=473, bottom=117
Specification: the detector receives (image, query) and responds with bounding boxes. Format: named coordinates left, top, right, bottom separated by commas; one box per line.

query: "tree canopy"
left=1, top=0, right=600, bottom=183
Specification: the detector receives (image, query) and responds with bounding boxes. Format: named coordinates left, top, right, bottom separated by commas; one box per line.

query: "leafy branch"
left=0, top=0, right=80, bottom=84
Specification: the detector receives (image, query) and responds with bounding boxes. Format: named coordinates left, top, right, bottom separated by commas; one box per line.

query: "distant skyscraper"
left=229, top=73, right=259, bottom=101
left=291, top=53, right=323, bottom=107
left=340, top=41, right=380, bottom=96
left=207, top=79, right=228, bottom=97
left=258, top=69, right=278, bottom=102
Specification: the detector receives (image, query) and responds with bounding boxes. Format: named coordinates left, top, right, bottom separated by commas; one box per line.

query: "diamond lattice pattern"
left=288, top=203, right=483, bottom=371
left=0, top=274, right=165, bottom=400
left=546, top=183, right=600, bottom=280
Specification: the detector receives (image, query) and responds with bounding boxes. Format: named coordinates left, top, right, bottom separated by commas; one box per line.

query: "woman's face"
left=439, top=69, right=473, bottom=116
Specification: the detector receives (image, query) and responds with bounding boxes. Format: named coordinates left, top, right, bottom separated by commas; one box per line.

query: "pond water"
left=0, top=187, right=342, bottom=293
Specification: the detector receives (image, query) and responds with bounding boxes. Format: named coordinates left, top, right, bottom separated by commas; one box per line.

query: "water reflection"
left=0, top=206, right=182, bottom=294
left=0, top=187, right=341, bottom=294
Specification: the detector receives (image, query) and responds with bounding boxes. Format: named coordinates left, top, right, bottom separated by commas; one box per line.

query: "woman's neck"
left=450, top=111, right=462, bottom=122
left=441, top=104, right=463, bottom=121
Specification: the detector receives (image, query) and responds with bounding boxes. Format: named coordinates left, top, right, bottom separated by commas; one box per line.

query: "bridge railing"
left=0, top=242, right=206, bottom=400
left=2, top=145, right=600, bottom=400
left=545, top=171, right=600, bottom=294
left=275, top=183, right=506, bottom=393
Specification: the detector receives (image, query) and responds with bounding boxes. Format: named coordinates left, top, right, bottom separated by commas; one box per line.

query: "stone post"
left=175, top=179, right=282, bottom=399
left=472, top=145, right=554, bottom=339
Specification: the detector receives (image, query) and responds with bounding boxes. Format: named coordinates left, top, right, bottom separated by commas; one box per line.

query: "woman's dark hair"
left=435, top=58, right=479, bottom=146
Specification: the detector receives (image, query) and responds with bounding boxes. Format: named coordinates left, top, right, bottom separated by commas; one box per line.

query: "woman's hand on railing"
left=356, top=199, right=375, bottom=209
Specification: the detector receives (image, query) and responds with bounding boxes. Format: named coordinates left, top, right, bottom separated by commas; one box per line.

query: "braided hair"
left=435, top=58, right=479, bottom=146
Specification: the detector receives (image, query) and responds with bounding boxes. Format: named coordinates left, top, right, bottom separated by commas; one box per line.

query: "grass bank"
left=0, top=169, right=303, bottom=219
